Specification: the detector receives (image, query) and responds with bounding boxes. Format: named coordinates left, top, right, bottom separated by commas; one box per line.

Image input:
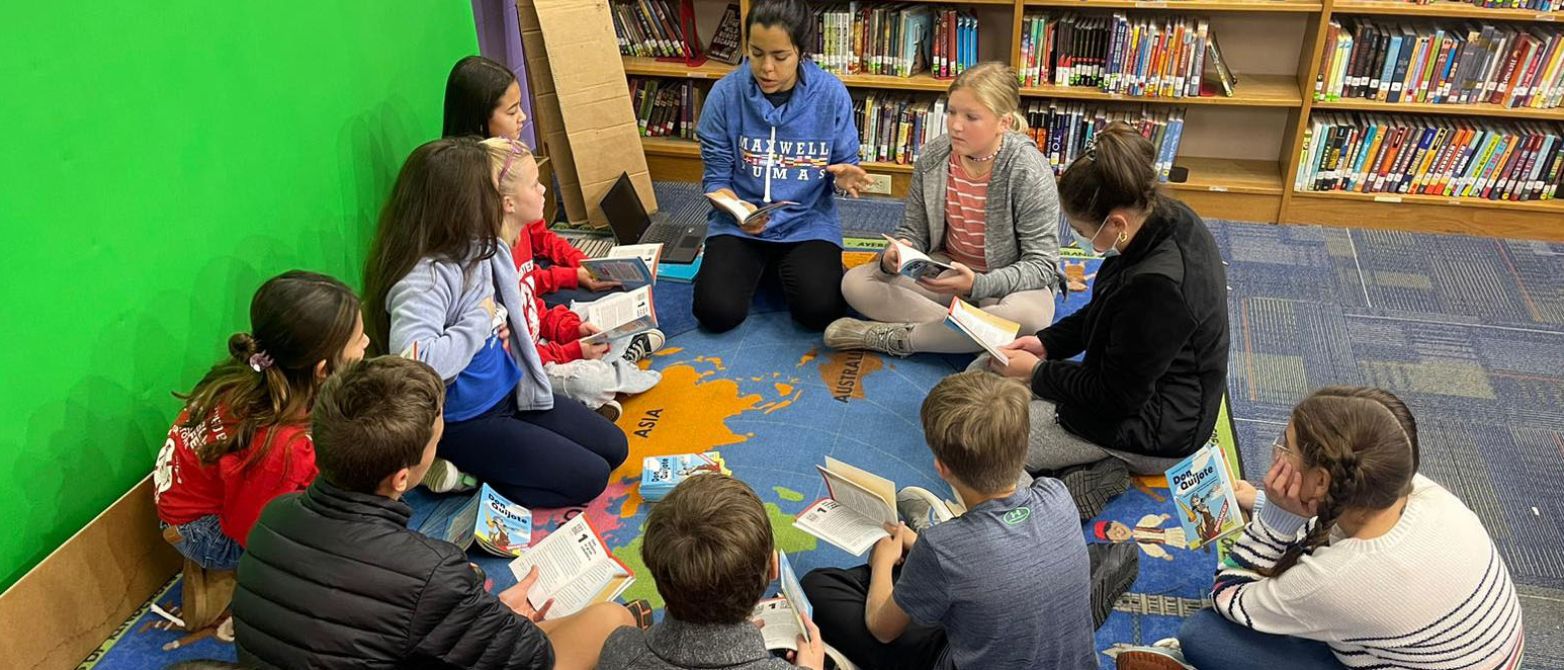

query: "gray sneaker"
left=1112, top=642, right=1194, bottom=670
left=897, top=486, right=955, bottom=533
left=422, top=457, right=477, bottom=494
left=824, top=318, right=914, bottom=357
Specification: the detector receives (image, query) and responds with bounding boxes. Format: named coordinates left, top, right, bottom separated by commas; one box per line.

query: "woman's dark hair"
left=443, top=55, right=517, bottom=139
left=744, top=0, right=815, bottom=54
left=176, top=271, right=360, bottom=467
left=363, top=137, right=503, bottom=353
left=1057, top=121, right=1161, bottom=222
left=1265, top=386, right=1418, bottom=578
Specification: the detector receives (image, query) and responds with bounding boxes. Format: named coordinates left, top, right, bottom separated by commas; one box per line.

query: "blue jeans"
left=162, top=514, right=243, bottom=571
left=1180, top=609, right=1344, bottom=669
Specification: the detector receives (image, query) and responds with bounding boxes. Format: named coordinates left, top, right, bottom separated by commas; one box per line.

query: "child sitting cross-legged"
left=233, top=356, right=633, bottom=670
left=597, top=474, right=827, bottom=670
left=801, top=370, right=1099, bottom=670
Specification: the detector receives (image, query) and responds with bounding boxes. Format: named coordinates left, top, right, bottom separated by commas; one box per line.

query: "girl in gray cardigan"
left=363, top=137, right=627, bottom=508
left=826, top=62, right=1062, bottom=356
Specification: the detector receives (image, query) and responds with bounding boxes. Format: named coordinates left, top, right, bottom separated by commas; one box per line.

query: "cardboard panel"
left=520, top=0, right=657, bottom=227
left=0, top=476, right=180, bottom=669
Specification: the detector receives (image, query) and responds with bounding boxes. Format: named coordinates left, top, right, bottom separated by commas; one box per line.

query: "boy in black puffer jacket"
left=233, top=356, right=632, bottom=669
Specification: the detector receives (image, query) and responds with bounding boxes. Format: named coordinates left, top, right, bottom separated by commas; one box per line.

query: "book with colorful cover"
left=1165, top=443, right=1245, bottom=549
left=944, top=297, right=1020, bottom=364
left=427, top=483, right=533, bottom=557
left=640, top=451, right=732, bottom=502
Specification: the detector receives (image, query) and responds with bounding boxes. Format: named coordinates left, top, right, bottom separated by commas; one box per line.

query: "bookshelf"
left=614, top=0, right=1564, bottom=241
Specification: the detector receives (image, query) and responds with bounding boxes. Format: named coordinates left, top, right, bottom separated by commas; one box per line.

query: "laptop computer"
left=600, top=172, right=707, bottom=264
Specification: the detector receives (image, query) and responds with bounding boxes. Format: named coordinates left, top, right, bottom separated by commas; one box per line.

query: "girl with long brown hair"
left=152, top=270, right=369, bottom=570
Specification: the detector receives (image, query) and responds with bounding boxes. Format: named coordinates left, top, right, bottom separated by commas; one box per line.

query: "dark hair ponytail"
left=177, top=271, right=361, bottom=467
left=1264, top=387, right=1417, bottom=577
left=1057, top=121, right=1161, bottom=222
left=745, top=0, right=815, bottom=55
left=443, top=55, right=517, bottom=139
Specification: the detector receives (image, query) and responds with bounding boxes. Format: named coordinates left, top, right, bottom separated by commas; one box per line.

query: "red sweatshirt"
left=523, top=218, right=587, bottom=295
left=513, top=220, right=586, bottom=364
left=153, top=407, right=316, bottom=547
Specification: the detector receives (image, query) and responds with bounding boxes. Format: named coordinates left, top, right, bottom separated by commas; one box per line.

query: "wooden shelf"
left=622, top=56, right=735, bottom=80
left=641, top=136, right=914, bottom=172
left=835, top=71, right=954, bottom=92
left=1287, top=189, right=1564, bottom=240
left=1021, top=74, right=1302, bottom=107
left=1330, top=0, right=1563, bottom=20
left=1312, top=97, right=1564, bottom=121
left=1024, top=0, right=1321, bottom=10
left=1171, top=157, right=1284, bottom=194
left=1292, top=188, right=1564, bottom=213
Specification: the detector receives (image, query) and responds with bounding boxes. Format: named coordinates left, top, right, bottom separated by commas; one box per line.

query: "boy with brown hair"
left=802, top=370, right=1099, bottom=670
left=597, top=474, right=826, bottom=670
left=233, top=356, right=633, bottom=670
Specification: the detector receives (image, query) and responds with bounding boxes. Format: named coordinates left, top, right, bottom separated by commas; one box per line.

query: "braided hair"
left=1264, top=386, right=1417, bottom=577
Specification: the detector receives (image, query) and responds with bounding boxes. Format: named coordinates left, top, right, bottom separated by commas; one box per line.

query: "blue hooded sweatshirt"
left=696, top=58, right=860, bottom=246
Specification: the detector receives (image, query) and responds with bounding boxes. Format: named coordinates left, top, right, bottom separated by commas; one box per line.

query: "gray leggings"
left=840, top=260, right=1057, bottom=354
left=967, top=356, right=1185, bottom=475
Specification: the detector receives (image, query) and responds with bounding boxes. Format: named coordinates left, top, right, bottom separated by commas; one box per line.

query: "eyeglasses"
left=1271, top=434, right=1296, bottom=462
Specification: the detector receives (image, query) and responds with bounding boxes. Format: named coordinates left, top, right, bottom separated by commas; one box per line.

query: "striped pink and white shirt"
left=943, top=155, right=990, bottom=272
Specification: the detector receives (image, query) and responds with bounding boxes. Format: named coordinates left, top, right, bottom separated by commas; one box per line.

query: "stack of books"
left=1019, top=13, right=1235, bottom=98
left=641, top=452, right=732, bottom=502
left=1315, top=20, right=1564, bottom=110
left=1296, top=112, right=1564, bottom=200
left=808, top=4, right=978, bottom=79
left=628, top=78, right=703, bottom=140
left=1024, top=101, right=1187, bottom=181
left=853, top=92, right=948, bottom=165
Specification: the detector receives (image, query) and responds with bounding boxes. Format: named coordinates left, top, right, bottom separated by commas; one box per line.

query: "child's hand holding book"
left=577, top=323, right=611, bottom=360
left=500, top=565, right=555, bottom=623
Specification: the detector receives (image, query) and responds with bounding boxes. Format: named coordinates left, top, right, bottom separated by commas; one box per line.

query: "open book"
left=881, top=235, right=953, bottom=280
left=575, top=285, right=658, bottom=344
left=944, top=297, right=1020, bottom=364
left=793, top=457, right=897, bottom=556
left=423, top=484, right=533, bottom=557
left=507, top=515, right=634, bottom=617
left=706, top=191, right=797, bottom=227
left=1165, top=444, right=1245, bottom=549
left=580, top=243, right=662, bottom=285
left=751, top=598, right=860, bottom=670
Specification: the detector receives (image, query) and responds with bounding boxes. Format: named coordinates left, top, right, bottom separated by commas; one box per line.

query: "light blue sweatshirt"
left=696, top=59, right=860, bottom=246
left=386, top=243, right=553, bottom=413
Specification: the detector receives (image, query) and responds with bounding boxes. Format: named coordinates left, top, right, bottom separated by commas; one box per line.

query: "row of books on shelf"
left=1317, top=19, right=1564, bottom=109
left=611, top=0, right=698, bottom=60
left=1398, top=0, right=1560, bottom=10
left=810, top=4, right=980, bottom=79
left=853, top=92, right=948, bottom=165
left=1020, top=13, right=1237, bottom=98
left=1027, top=101, right=1186, bottom=179
left=1296, top=113, right=1564, bottom=200
left=630, top=78, right=703, bottom=139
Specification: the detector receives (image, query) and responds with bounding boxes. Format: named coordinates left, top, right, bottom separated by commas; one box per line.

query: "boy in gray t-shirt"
left=801, top=371, right=1098, bottom=670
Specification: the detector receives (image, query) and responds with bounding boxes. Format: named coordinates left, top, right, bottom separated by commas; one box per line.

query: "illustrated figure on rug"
left=1062, top=260, right=1096, bottom=293
left=1093, top=514, right=1188, bottom=561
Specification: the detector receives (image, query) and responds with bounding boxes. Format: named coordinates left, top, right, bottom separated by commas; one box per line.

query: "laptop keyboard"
left=559, top=233, right=615, bottom=259
left=641, top=225, right=684, bottom=246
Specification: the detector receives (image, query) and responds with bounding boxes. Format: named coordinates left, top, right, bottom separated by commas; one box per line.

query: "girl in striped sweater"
left=1123, top=386, right=1524, bottom=669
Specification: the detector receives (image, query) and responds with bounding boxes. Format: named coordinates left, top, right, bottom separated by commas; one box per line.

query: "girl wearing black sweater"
left=990, top=122, right=1231, bottom=510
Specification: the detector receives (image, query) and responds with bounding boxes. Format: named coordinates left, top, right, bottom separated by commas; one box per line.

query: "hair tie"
left=249, top=351, right=275, bottom=372
left=497, top=139, right=526, bottom=186
left=1083, top=137, right=1098, bottom=162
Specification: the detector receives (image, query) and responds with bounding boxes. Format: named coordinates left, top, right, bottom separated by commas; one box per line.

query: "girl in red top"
left=152, top=271, right=370, bottom=570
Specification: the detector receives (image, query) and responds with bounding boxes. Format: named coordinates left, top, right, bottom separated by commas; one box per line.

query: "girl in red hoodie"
left=152, top=271, right=369, bottom=569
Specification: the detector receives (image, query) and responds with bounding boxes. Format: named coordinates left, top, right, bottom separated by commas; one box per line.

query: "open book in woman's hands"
left=706, top=191, right=797, bottom=227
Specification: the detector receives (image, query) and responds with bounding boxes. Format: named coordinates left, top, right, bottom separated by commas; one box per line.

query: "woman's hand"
left=826, top=163, right=872, bottom=197
left=1006, top=335, right=1047, bottom=358
left=576, top=266, right=622, bottom=292
left=738, top=201, right=770, bottom=235
left=916, top=262, right=976, bottom=296
left=1262, top=458, right=1319, bottom=519
left=989, top=347, right=1040, bottom=380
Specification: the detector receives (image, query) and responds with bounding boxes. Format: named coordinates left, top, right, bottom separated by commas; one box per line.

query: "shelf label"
left=1135, top=1, right=1169, bottom=7
left=1536, top=13, right=1556, bottom=20
left=1373, top=195, right=1402, bottom=203
left=1207, top=186, right=1229, bottom=192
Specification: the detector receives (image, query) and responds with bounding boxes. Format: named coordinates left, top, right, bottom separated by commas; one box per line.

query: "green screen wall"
left=0, top=2, right=479, bottom=591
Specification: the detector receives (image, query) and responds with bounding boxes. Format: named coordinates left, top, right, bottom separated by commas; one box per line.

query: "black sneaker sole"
left=1057, top=457, right=1132, bottom=522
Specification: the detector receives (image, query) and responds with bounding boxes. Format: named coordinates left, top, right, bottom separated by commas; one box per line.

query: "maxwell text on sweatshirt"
left=697, top=59, right=860, bottom=246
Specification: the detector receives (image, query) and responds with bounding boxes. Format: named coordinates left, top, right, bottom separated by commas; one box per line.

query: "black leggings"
left=800, top=565, right=949, bottom=670
left=438, top=394, right=628, bottom=508
left=692, top=235, right=846, bottom=333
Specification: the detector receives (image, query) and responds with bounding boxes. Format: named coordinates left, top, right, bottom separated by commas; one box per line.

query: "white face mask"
left=1075, top=215, right=1121, bottom=259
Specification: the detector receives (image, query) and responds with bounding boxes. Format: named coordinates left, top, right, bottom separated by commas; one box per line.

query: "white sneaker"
left=422, top=457, right=477, bottom=493
left=897, top=486, right=955, bottom=533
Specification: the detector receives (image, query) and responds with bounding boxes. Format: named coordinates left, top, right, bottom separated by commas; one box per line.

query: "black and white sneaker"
left=621, top=329, right=666, bottom=364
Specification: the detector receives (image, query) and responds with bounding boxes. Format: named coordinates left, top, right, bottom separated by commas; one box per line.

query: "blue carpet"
left=82, top=185, right=1564, bottom=670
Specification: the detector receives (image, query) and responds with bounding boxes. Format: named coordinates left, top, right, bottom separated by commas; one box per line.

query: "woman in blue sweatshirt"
left=693, top=0, right=872, bottom=333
